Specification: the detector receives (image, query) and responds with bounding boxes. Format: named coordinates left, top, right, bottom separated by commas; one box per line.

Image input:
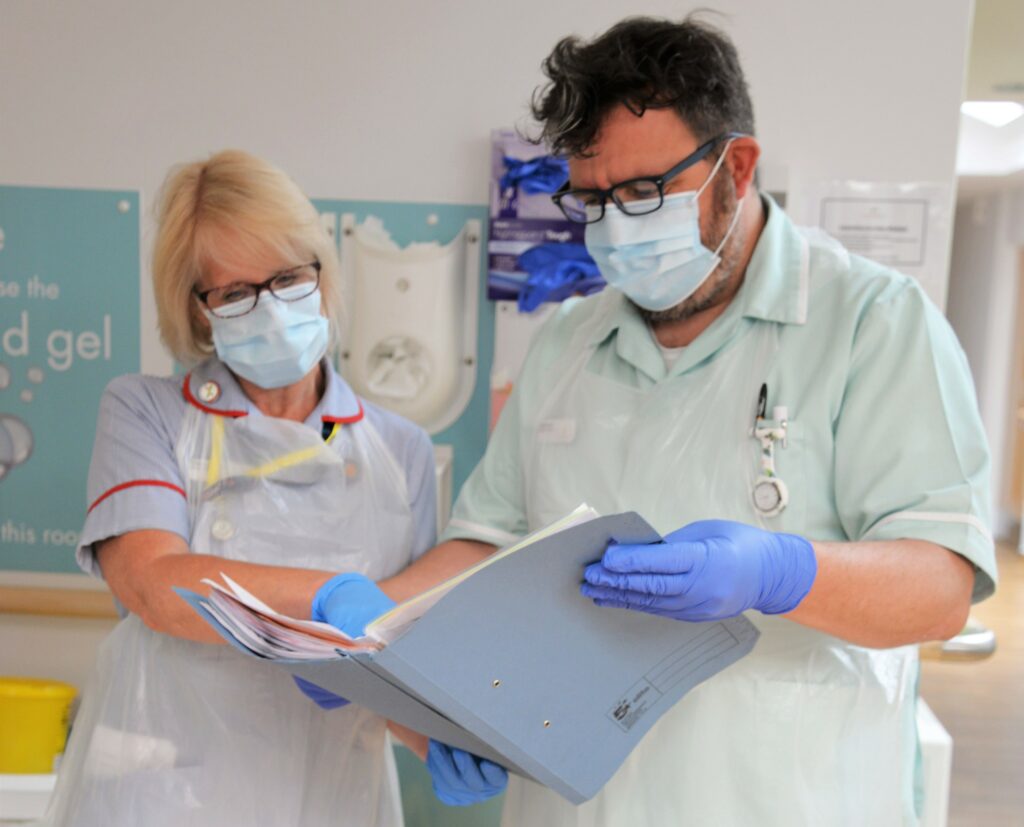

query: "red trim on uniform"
left=322, top=399, right=365, bottom=425
left=182, top=373, right=362, bottom=423
left=88, top=479, right=187, bottom=514
left=182, top=373, right=247, bottom=418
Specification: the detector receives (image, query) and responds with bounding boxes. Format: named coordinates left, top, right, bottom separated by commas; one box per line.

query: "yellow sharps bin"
left=0, top=677, right=77, bottom=773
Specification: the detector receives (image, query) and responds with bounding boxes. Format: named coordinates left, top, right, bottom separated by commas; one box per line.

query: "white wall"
left=1, top=0, right=972, bottom=373
left=0, top=614, right=116, bottom=694
left=1, top=0, right=974, bottom=681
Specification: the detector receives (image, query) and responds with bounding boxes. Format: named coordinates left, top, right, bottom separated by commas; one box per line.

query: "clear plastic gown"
left=44, top=407, right=415, bottom=827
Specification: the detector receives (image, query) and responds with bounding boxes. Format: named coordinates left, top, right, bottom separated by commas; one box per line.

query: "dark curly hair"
left=531, top=14, right=755, bottom=157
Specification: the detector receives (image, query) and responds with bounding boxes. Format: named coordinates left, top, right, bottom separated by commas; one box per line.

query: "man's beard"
left=638, top=171, right=743, bottom=325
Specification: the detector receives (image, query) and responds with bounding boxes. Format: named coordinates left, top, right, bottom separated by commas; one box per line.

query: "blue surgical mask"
left=584, top=145, right=743, bottom=312
left=206, top=287, right=330, bottom=389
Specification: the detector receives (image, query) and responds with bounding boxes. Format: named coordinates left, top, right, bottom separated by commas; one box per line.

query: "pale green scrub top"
left=444, top=195, right=997, bottom=601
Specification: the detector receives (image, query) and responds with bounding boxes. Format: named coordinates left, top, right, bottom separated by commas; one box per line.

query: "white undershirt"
left=655, top=339, right=687, bottom=370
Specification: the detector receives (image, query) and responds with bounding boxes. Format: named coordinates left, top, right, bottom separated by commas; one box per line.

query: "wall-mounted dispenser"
left=338, top=214, right=481, bottom=436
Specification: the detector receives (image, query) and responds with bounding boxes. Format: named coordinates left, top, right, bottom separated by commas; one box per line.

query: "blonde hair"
left=152, top=149, right=343, bottom=365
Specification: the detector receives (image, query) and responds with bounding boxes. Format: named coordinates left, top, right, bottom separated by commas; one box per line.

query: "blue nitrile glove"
left=294, top=573, right=398, bottom=710
left=426, top=739, right=508, bottom=806
left=581, top=520, right=817, bottom=621
left=500, top=155, right=569, bottom=195
left=292, top=675, right=351, bottom=709
left=516, top=243, right=605, bottom=312
left=312, top=572, right=397, bottom=635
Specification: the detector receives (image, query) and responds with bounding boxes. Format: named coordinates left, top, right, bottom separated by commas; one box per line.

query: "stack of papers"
left=198, top=574, right=376, bottom=660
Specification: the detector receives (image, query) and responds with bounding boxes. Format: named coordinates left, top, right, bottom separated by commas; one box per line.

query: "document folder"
left=180, top=511, right=760, bottom=804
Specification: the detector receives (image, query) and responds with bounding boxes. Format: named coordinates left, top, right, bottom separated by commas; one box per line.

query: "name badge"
left=536, top=418, right=577, bottom=444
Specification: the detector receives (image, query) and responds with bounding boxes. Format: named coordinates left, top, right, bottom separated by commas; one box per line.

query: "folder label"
left=608, top=678, right=662, bottom=732
left=645, top=622, right=744, bottom=693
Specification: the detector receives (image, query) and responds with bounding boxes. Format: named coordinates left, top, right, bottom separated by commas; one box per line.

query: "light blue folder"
left=180, top=512, right=760, bottom=804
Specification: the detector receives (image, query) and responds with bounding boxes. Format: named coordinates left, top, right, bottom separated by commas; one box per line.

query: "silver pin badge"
left=198, top=381, right=221, bottom=403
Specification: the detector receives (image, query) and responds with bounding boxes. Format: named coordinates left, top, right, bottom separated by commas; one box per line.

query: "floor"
left=919, top=541, right=1024, bottom=827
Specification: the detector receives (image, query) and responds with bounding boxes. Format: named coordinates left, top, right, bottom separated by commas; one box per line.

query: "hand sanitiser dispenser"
left=338, top=214, right=480, bottom=435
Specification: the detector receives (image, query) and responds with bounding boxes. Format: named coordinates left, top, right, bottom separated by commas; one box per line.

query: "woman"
left=44, top=150, right=504, bottom=826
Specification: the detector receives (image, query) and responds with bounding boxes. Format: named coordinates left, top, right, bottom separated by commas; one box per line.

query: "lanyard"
left=205, top=415, right=342, bottom=489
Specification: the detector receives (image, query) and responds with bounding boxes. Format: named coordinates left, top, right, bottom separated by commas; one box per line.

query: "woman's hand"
left=310, top=572, right=396, bottom=636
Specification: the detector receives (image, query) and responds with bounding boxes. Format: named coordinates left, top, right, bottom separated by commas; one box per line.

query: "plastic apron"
left=502, top=290, right=919, bottom=827
left=44, top=401, right=415, bottom=827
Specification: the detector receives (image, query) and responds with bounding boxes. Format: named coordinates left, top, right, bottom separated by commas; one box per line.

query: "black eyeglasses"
left=551, top=132, right=743, bottom=224
left=194, top=261, right=321, bottom=318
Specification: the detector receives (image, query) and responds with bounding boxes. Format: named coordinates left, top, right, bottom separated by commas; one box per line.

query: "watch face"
left=753, top=479, right=782, bottom=512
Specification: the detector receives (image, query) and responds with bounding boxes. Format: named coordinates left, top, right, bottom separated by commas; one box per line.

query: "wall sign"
left=0, top=186, right=140, bottom=574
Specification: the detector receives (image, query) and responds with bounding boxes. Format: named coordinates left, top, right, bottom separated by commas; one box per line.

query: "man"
left=388, top=14, right=997, bottom=826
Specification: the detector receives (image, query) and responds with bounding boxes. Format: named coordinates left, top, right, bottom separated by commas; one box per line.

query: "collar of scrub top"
left=587, top=194, right=811, bottom=383
left=182, top=357, right=365, bottom=436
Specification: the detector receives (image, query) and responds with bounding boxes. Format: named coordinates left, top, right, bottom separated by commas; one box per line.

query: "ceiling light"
left=960, top=101, right=1024, bottom=128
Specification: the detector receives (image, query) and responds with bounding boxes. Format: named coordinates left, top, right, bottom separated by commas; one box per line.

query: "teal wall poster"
left=0, top=186, right=140, bottom=575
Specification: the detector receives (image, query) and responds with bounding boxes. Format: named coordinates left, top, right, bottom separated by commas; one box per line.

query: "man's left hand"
left=581, top=519, right=817, bottom=621
left=426, top=740, right=508, bottom=806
